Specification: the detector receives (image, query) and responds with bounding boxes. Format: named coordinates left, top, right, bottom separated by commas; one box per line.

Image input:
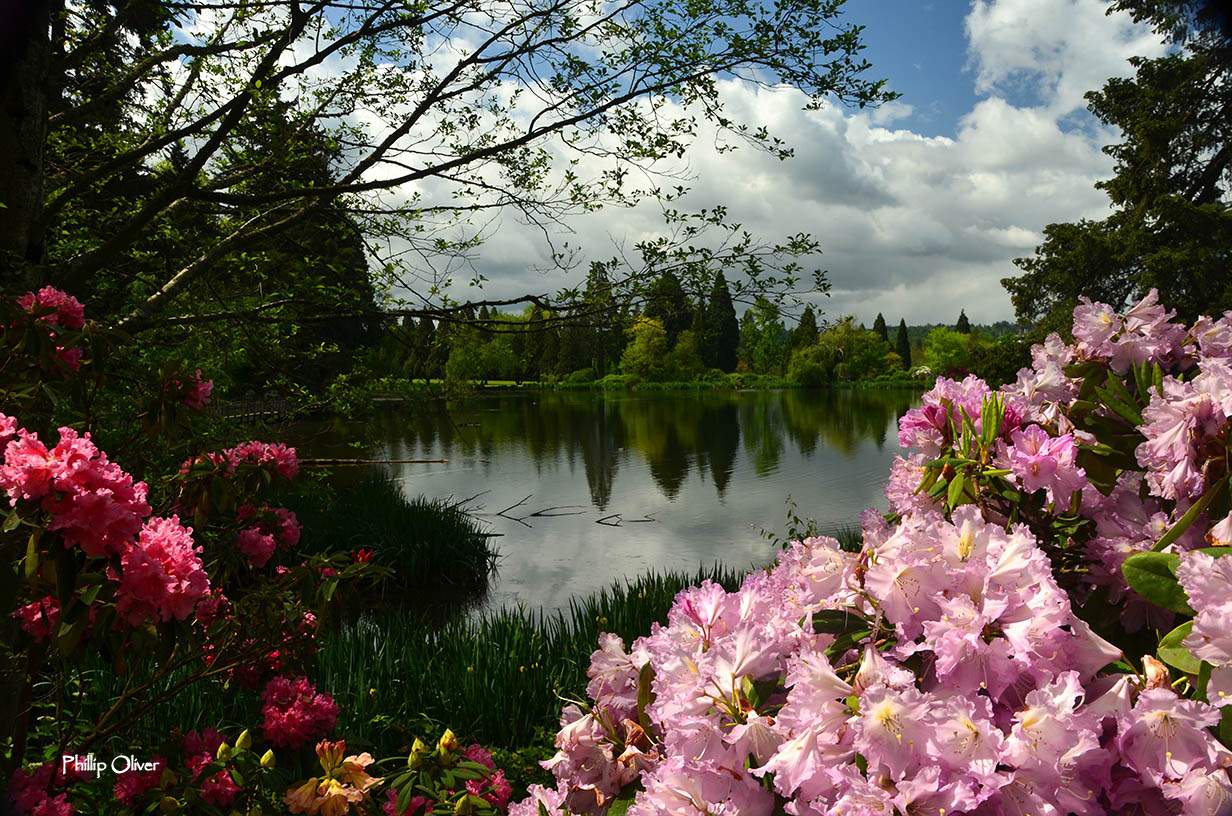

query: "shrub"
left=512, top=290, right=1232, bottom=816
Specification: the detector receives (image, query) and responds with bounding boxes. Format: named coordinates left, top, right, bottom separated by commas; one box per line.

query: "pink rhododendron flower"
left=261, top=676, right=338, bottom=749
left=14, top=596, right=59, bottom=641
left=384, top=789, right=433, bottom=816
left=238, top=526, right=277, bottom=568
left=225, top=440, right=299, bottom=479
left=17, top=287, right=85, bottom=330
left=114, top=515, right=210, bottom=625
left=113, top=756, right=164, bottom=807
left=1001, top=423, right=1087, bottom=506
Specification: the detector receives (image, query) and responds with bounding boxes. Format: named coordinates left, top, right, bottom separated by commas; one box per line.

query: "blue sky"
left=846, top=0, right=976, bottom=138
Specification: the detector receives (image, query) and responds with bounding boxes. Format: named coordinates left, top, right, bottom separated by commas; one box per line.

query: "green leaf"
left=4, top=506, right=21, bottom=532
left=1153, top=473, right=1229, bottom=552
left=230, top=767, right=244, bottom=787
left=1093, top=384, right=1144, bottom=427
left=55, top=615, right=88, bottom=656
left=1198, top=660, right=1212, bottom=702
left=25, top=530, right=40, bottom=581
left=811, top=610, right=866, bottom=635
left=1157, top=621, right=1200, bottom=674
left=947, top=472, right=966, bottom=508
left=1122, top=552, right=1193, bottom=615
left=606, top=781, right=643, bottom=816
left=1219, top=708, right=1232, bottom=751
left=825, top=628, right=872, bottom=660
left=637, top=662, right=656, bottom=733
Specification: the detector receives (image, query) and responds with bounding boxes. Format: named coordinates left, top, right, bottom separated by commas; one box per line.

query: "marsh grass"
left=288, top=472, right=499, bottom=608
left=316, top=563, right=750, bottom=750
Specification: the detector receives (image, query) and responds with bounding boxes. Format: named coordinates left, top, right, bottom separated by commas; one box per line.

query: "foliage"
left=1002, top=0, right=1232, bottom=330
left=871, top=312, right=887, bottom=342
left=1, top=0, right=895, bottom=394
left=966, top=333, right=1033, bottom=387
left=739, top=297, right=788, bottom=374
left=287, top=472, right=498, bottom=609
left=511, top=289, right=1232, bottom=816
left=954, top=309, right=971, bottom=334
left=697, top=271, right=740, bottom=373
left=922, top=326, right=970, bottom=376
left=619, top=318, right=670, bottom=381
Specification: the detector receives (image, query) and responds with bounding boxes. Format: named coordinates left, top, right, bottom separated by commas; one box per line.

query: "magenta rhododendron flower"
left=225, top=440, right=299, bottom=479
left=113, top=755, right=164, bottom=806
left=14, top=596, right=60, bottom=642
left=261, top=676, right=338, bottom=749
left=114, top=515, right=210, bottom=625
left=17, top=287, right=85, bottom=330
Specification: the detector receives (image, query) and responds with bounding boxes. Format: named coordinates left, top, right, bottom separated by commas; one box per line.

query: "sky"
left=420, top=0, right=1170, bottom=328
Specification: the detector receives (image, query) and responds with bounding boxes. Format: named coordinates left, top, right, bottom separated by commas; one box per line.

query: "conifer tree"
left=955, top=309, right=971, bottom=334
left=872, top=312, right=888, bottom=342
left=896, top=319, right=912, bottom=368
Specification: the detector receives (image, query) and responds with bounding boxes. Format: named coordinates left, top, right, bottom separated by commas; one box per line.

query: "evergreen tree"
left=872, top=312, right=888, bottom=342
left=955, top=309, right=971, bottom=334
left=896, top=319, right=912, bottom=368
left=704, top=271, right=740, bottom=372
left=644, top=271, right=692, bottom=347
left=792, top=305, right=819, bottom=349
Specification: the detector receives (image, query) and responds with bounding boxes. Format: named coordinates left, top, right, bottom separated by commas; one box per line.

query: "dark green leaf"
left=1153, top=473, right=1229, bottom=552
left=1158, top=621, right=1200, bottom=674
left=1122, top=552, right=1193, bottom=614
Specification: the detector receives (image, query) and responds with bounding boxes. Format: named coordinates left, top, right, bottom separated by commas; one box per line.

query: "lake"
left=290, top=388, right=921, bottom=615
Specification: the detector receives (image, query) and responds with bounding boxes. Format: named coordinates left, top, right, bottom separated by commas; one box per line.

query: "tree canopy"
left=1, top=0, right=894, bottom=356
left=1003, top=0, right=1232, bottom=330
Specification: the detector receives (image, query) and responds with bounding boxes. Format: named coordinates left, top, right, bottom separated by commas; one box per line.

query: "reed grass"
left=315, top=563, right=751, bottom=751
left=288, top=472, right=499, bottom=606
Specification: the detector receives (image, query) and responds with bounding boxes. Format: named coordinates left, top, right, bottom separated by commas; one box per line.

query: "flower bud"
left=407, top=751, right=423, bottom=770
left=159, top=796, right=180, bottom=813
left=216, top=741, right=231, bottom=760
left=454, top=795, right=474, bottom=816
left=411, top=737, right=428, bottom=755
left=260, top=749, right=276, bottom=769
left=438, top=729, right=459, bottom=754
left=236, top=729, right=252, bottom=751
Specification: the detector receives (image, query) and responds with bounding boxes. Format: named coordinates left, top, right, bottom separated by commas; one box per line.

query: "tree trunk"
left=0, top=0, right=54, bottom=286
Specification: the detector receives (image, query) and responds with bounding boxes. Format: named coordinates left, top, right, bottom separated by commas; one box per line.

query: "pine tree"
left=896, top=319, right=912, bottom=368
left=955, top=310, right=971, bottom=334
left=793, top=305, right=819, bottom=349
left=872, top=312, right=888, bottom=342
left=704, top=271, right=740, bottom=372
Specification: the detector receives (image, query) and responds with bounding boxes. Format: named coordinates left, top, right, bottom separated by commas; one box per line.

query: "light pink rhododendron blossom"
left=511, top=291, right=1232, bottom=816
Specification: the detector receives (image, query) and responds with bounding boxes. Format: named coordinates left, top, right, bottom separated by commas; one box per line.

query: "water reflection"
left=337, top=388, right=917, bottom=507
left=288, top=388, right=920, bottom=614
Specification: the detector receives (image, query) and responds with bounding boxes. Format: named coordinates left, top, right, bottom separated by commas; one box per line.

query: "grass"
left=287, top=472, right=499, bottom=609
left=315, top=563, right=751, bottom=751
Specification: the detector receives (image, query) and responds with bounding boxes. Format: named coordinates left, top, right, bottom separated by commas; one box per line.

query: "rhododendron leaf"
left=637, top=662, right=656, bottom=733
left=812, top=610, right=867, bottom=634
left=1123, top=552, right=1193, bottom=614
left=982, top=468, right=1012, bottom=477
left=947, top=472, right=967, bottom=509
left=1199, top=660, right=1212, bottom=701
left=397, top=779, right=418, bottom=815
left=322, top=577, right=338, bottom=601
left=606, top=780, right=643, bottom=816
left=1158, top=621, right=1200, bottom=674
left=4, top=505, right=20, bottom=532
left=1196, top=547, right=1232, bottom=559
left=1219, top=708, right=1232, bottom=751
left=230, top=767, right=244, bottom=787
left=1153, top=473, right=1230, bottom=552
left=23, top=530, right=39, bottom=580
left=825, top=628, right=872, bottom=660
left=1094, top=384, right=1144, bottom=427
left=916, top=465, right=940, bottom=495
left=55, top=616, right=87, bottom=656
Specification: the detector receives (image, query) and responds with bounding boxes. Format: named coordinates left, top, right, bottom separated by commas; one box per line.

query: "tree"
left=741, top=296, right=788, bottom=373
left=792, top=305, right=820, bottom=349
left=702, top=271, right=741, bottom=372
left=872, top=312, right=888, bottom=342
left=924, top=327, right=970, bottom=376
left=1, top=0, right=894, bottom=339
left=643, top=271, right=692, bottom=348
left=896, top=319, right=912, bottom=369
left=621, top=318, right=670, bottom=379
left=955, top=309, right=971, bottom=334
left=1002, top=0, right=1232, bottom=330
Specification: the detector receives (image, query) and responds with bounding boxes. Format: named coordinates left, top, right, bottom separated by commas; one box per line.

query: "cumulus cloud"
left=396, top=0, right=1168, bottom=325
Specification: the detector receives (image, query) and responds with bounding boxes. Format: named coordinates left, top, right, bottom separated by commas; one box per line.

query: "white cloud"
left=377, top=0, right=1168, bottom=326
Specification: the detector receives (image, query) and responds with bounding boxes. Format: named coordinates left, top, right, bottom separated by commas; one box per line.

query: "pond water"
left=291, top=388, right=920, bottom=615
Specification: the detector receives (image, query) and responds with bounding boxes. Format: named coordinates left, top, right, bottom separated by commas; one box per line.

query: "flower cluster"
left=7, top=764, right=75, bottom=816
left=14, top=286, right=86, bottom=374
left=114, top=515, right=210, bottom=625
left=261, top=675, right=339, bottom=749
left=163, top=367, right=214, bottom=410
left=515, top=292, right=1232, bottom=816
left=183, top=729, right=244, bottom=807
left=225, top=440, right=300, bottom=479
left=287, top=740, right=383, bottom=815
left=236, top=504, right=301, bottom=567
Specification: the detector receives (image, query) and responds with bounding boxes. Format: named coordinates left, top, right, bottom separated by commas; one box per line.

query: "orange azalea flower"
left=285, top=741, right=384, bottom=815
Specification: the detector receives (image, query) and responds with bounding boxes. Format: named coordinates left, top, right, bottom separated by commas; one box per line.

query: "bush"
left=566, top=367, right=596, bottom=384
left=513, top=290, right=1232, bottom=816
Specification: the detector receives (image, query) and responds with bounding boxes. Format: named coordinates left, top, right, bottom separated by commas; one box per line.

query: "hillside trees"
left=1002, top=0, right=1232, bottom=330
left=0, top=0, right=894, bottom=376
left=896, top=319, right=912, bottom=368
